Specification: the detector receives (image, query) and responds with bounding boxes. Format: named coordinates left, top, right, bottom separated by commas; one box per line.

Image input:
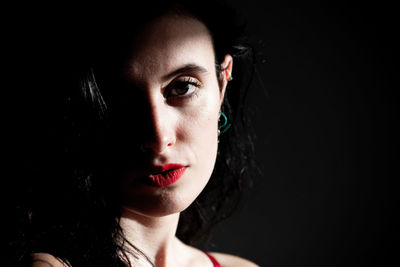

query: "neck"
left=119, top=207, right=183, bottom=267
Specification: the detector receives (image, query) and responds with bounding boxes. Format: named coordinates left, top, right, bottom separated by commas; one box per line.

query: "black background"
left=210, top=1, right=398, bottom=266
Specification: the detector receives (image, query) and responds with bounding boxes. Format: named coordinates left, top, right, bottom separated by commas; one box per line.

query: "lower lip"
left=148, top=167, right=186, bottom=187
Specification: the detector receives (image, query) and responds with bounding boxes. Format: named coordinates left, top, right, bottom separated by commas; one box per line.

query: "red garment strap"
left=204, top=252, right=222, bottom=267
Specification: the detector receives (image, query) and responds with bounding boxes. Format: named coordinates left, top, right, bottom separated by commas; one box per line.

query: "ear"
left=219, top=54, right=233, bottom=105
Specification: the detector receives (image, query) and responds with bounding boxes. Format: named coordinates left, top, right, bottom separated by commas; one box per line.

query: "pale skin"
left=31, top=14, right=258, bottom=267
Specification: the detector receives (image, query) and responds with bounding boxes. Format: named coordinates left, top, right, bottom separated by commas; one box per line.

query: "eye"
left=166, top=77, right=201, bottom=99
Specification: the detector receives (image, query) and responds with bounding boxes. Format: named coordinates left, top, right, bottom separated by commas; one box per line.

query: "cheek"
left=178, top=89, right=221, bottom=176
left=181, top=87, right=220, bottom=136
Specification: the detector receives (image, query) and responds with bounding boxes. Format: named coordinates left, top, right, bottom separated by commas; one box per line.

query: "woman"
left=9, top=1, right=259, bottom=266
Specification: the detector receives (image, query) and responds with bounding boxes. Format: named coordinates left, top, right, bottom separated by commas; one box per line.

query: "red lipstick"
left=148, top=164, right=186, bottom=187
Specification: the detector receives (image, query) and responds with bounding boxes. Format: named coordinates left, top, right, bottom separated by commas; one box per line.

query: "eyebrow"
left=162, top=64, right=208, bottom=81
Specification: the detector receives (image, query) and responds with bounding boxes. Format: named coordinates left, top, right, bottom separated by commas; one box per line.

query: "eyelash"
left=166, top=77, right=202, bottom=100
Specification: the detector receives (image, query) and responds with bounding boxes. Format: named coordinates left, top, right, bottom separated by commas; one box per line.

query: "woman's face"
left=113, top=13, right=232, bottom=217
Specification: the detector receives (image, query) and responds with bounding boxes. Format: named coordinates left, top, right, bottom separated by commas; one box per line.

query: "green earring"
left=218, top=111, right=231, bottom=136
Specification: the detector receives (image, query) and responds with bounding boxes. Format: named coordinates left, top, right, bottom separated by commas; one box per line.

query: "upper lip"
left=148, top=163, right=186, bottom=174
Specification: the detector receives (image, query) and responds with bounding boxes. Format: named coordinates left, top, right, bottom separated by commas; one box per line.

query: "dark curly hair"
left=7, top=1, right=258, bottom=266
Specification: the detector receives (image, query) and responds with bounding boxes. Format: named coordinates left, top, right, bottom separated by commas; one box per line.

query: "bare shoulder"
left=31, top=253, right=68, bottom=267
left=209, top=252, right=259, bottom=267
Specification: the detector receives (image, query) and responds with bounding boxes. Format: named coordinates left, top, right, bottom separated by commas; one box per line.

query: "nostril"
left=140, top=130, right=176, bottom=154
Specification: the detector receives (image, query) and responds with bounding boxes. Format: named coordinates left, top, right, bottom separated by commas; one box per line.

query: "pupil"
left=176, top=84, right=189, bottom=94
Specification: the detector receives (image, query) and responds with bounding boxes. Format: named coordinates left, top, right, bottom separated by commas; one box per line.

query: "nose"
left=141, top=101, right=176, bottom=154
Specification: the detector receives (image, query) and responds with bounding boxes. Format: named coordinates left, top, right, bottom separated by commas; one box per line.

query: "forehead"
left=125, top=14, right=215, bottom=81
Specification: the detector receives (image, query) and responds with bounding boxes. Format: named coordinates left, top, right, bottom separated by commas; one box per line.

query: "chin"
left=120, top=183, right=200, bottom=218
left=120, top=164, right=214, bottom=218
